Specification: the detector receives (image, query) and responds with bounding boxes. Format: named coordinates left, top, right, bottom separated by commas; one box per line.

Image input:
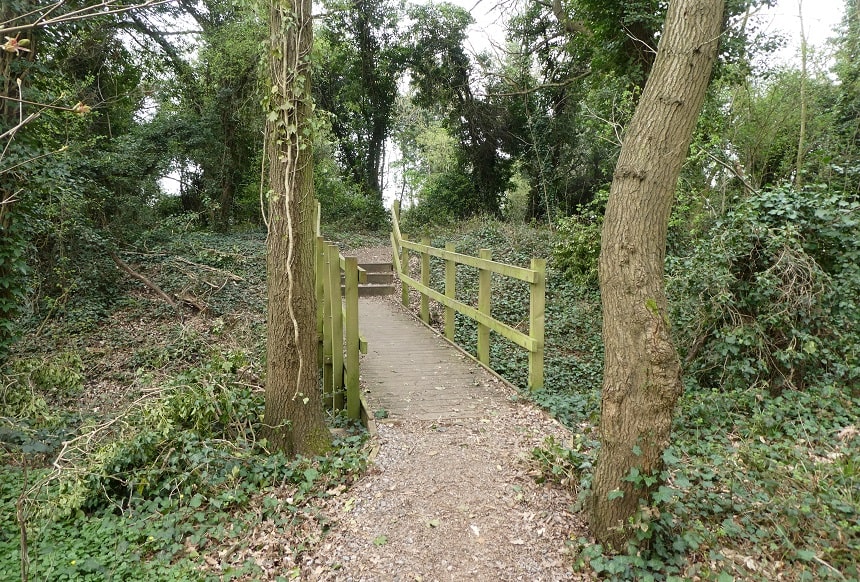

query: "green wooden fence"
left=390, top=201, right=546, bottom=390
left=314, top=205, right=366, bottom=420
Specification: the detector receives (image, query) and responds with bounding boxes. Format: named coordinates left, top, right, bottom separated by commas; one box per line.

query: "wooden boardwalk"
left=358, top=298, right=498, bottom=421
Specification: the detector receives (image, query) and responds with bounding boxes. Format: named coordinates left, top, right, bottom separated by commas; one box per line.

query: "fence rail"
left=390, top=201, right=546, bottom=390
left=315, top=204, right=366, bottom=420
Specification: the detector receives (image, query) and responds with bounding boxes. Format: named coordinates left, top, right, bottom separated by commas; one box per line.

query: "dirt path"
left=300, top=247, right=590, bottom=581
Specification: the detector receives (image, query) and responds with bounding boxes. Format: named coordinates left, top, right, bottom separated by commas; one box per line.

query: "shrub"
left=668, top=185, right=860, bottom=392
left=553, top=190, right=608, bottom=288
left=315, top=157, right=388, bottom=231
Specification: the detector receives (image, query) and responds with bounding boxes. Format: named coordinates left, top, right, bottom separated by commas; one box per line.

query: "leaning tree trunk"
left=590, top=0, right=725, bottom=549
left=263, top=0, right=331, bottom=456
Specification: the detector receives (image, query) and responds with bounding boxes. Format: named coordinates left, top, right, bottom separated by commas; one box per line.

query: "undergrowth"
left=0, top=228, right=369, bottom=581
left=406, top=215, right=859, bottom=580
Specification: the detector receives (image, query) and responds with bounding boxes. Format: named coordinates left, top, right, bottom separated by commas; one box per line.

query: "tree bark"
left=590, top=0, right=724, bottom=549
left=264, top=0, right=331, bottom=456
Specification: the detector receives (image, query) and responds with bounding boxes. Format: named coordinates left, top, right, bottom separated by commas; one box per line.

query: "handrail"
left=314, top=202, right=365, bottom=421
left=390, top=201, right=546, bottom=390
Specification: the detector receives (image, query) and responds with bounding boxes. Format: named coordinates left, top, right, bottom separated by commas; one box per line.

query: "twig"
left=108, top=250, right=178, bottom=309
left=174, top=257, right=244, bottom=281
left=697, top=146, right=758, bottom=196
left=0, top=0, right=173, bottom=36
left=0, top=146, right=68, bottom=177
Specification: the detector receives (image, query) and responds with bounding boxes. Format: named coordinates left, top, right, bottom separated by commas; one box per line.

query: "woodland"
left=0, top=0, right=858, bottom=580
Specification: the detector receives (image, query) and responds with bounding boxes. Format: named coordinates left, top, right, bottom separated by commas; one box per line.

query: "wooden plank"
left=400, top=243, right=409, bottom=308
left=322, top=242, right=334, bottom=410
left=444, top=243, right=456, bottom=341
left=345, top=256, right=360, bottom=420
left=477, top=249, right=491, bottom=365
left=315, top=236, right=325, bottom=367
left=398, top=271, right=536, bottom=351
left=400, top=239, right=537, bottom=283
left=528, top=258, right=546, bottom=390
left=420, top=237, right=430, bottom=324
left=327, top=244, right=344, bottom=411
left=339, top=254, right=367, bottom=283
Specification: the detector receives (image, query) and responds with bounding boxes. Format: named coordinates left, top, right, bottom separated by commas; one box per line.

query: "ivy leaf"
left=796, top=549, right=817, bottom=561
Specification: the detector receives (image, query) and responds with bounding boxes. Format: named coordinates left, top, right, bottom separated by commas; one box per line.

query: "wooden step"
left=341, top=262, right=396, bottom=297
left=342, top=272, right=393, bottom=285
left=341, top=284, right=396, bottom=297
left=358, top=285, right=395, bottom=297
left=358, top=262, right=393, bottom=273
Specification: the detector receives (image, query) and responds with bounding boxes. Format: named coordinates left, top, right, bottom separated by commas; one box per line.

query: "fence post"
left=477, top=248, right=492, bottom=365
left=322, top=243, right=334, bottom=410
left=420, top=237, right=430, bottom=324
left=327, top=244, right=344, bottom=411
left=444, top=243, right=456, bottom=341
left=529, top=258, right=546, bottom=390
left=315, top=236, right=325, bottom=367
left=400, top=244, right=409, bottom=308
left=344, top=256, right=360, bottom=420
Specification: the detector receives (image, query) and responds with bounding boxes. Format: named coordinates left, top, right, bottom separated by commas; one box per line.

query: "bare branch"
left=0, top=0, right=173, bottom=36
left=0, top=146, right=68, bottom=177
left=696, top=146, right=758, bottom=196
left=109, top=251, right=179, bottom=310
left=550, top=0, right=591, bottom=36
left=485, top=70, right=591, bottom=97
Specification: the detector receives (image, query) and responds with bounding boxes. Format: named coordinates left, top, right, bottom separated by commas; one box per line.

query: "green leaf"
left=304, top=468, right=319, bottom=483
left=372, top=535, right=388, bottom=546
left=607, top=489, right=624, bottom=500
left=796, top=549, right=817, bottom=561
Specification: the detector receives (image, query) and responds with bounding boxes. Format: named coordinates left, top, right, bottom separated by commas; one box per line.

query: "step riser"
left=357, top=262, right=393, bottom=273
left=341, top=285, right=396, bottom=297
left=341, top=273, right=393, bottom=285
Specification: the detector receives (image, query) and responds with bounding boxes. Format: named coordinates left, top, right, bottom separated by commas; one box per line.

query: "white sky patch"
left=439, top=0, right=846, bottom=68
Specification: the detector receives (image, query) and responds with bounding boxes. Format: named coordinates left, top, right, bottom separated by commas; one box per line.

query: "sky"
left=443, top=0, right=847, bottom=68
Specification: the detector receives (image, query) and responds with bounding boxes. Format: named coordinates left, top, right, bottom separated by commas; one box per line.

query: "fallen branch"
left=108, top=250, right=178, bottom=309
left=174, top=256, right=244, bottom=281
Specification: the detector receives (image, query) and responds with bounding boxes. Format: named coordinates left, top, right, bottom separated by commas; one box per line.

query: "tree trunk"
left=795, top=0, right=808, bottom=190
left=264, top=0, right=331, bottom=456
left=590, top=0, right=724, bottom=549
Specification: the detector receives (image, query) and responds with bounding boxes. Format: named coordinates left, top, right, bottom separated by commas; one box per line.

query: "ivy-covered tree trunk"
left=590, top=0, right=724, bottom=549
left=264, top=0, right=331, bottom=456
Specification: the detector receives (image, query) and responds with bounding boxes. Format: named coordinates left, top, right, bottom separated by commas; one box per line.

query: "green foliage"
left=405, top=218, right=858, bottom=578
left=573, top=384, right=860, bottom=580
left=0, top=229, right=368, bottom=580
left=531, top=435, right=595, bottom=493
left=400, top=166, right=474, bottom=229
left=5, top=352, right=85, bottom=404
left=553, top=190, right=608, bottom=287
left=668, top=185, right=860, bottom=392
left=0, top=212, right=29, bottom=360
left=315, top=145, right=388, bottom=231
left=315, top=0, right=406, bottom=201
